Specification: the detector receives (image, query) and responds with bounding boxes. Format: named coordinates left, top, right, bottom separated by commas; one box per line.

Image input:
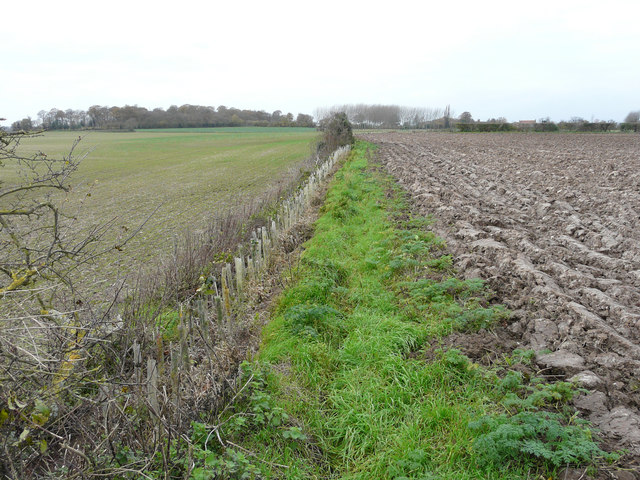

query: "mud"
left=362, top=131, right=640, bottom=471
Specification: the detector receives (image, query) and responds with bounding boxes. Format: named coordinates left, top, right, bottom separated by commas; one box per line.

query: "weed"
left=155, top=309, right=180, bottom=341
left=466, top=363, right=618, bottom=472
left=391, top=449, right=436, bottom=479
left=502, top=348, right=537, bottom=366
left=469, top=411, right=618, bottom=469
left=501, top=380, right=581, bottom=412
left=425, top=254, right=453, bottom=272
left=189, top=363, right=312, bottom=479
left=403, top=277, right=485, bottom=303
left=450, top=304, right=510, bottom=331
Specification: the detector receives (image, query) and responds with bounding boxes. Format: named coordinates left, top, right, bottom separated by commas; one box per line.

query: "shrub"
left=318, top=112, right=354, bottom=154
left=533, top=122, right=559, bottom=132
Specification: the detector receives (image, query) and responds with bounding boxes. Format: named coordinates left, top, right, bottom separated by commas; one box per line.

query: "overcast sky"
left=2, top=0, right=639, bottom=125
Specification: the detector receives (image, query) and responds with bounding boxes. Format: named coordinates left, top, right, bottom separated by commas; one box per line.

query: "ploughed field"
left=362, top=131, right=640, bottom=460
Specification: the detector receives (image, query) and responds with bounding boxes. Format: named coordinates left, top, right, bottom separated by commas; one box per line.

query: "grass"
left=186, top=141, right=615, bottom=479
left=9, top=127, right=318, bottom=285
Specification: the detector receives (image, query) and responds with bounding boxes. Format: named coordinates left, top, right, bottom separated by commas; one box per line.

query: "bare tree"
left=624, top=111, right=640, bottom=123
left=0, top=130, right=92, bottom=303
left=0, top=127, right=154, bottom=477
left=444, top=104, right=451, bottom=129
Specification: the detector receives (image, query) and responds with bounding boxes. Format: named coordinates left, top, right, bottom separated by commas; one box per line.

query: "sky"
left=2, top=0, right=639, bottom=126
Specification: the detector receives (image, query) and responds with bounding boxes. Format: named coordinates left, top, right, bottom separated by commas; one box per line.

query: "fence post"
left=221, top=267, right=232, bottom=319
left=147, top=358, right=159, bottom=419
left=133, top=340, right=142, bottom=388
left=214, top=295, right=225, bottom=323
left=179, top=314, right=190, bottom=373
left=261, top=226, right=269, bottom=262
left=170, top=345, right=180, bottom=410
left=234, top=256, right=244, bottom=295
left=197, top=299, right=209, bottom=343
left=246, top=256, right=254, bottom=279
left=156, top=334, right=165, bottom=377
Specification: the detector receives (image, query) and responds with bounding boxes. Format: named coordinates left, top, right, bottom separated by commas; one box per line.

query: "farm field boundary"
left=0, top=130, right=344, bottom=478
left=187, top=142, right=623, bottom=479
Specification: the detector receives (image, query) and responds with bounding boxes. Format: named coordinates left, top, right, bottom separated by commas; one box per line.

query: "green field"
left=11, top=127, right=318, bottom=288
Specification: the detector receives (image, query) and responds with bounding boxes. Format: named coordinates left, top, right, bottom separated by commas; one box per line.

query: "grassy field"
left=10, top=127, right=318, bottom=293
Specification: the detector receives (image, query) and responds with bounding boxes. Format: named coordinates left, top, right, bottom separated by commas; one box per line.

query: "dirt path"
left=362, top=131, right=640, bottom=465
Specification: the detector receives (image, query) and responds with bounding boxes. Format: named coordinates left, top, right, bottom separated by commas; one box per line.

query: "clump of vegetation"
left=399, top=276, right=510, bottom=333
left=469, top=410, right=616, bottom=469
left=188, top=363, right=311, bottom=479
left=317, top=112, right=354, bottom=155
left=470, top=376, right=617, bottom=471
left=284, top=304, right=344, bottom=342
left=463, top=350, right=619, bottom=472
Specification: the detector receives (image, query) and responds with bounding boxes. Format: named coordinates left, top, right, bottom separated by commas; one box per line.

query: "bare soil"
left=362, top=131, right=640, bottom=473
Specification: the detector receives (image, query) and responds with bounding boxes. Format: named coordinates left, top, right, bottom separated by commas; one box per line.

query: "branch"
left=0, top=182, right=71, bottom=201
left=0, top=201, right=58, bottom=217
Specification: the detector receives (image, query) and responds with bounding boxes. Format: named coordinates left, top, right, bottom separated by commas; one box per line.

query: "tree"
left=0, top=131, right=93, bottom=302
left=230, top=113, right=243, bottom=126
left=271, top=110, right=282, bottom=125
left=37, top=110, right=47, bottom=128
left=11, top=117, right=34, bottom=131
left=88, top=105, right=111, bottom=128
left=458, top=111, right=473, bottom=123
left=624, top=110, right=640, bottom=123
left=444, top=105, right=451, bottom=129
left=295, top=113, right=315, bottom=127
left=318, top=112, right=354, bottom=155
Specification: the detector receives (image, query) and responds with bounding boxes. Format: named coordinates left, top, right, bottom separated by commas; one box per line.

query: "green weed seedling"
left=425, top=254, right=453, bottom=272
left=400, top=276, right=508, bottom=334
left=451, top=304, right=510, bottom=331
left=190, top=448, right=259, bottom=480
left=502, top=348, right=537, bottom=367
left=391, top=449, right=437, bottom=480
left=284, top=304, right=344, bottom=343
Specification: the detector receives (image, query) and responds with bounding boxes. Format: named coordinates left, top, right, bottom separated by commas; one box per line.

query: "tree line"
left=315, top=104, right=451, bottom=129
left=314, top=105, right=640, bottom=132
left=10, top=104, right=640, bottom=133
left=10, top=104, right=316, bottom=131
left=456, top=112, right=639, bottom=133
